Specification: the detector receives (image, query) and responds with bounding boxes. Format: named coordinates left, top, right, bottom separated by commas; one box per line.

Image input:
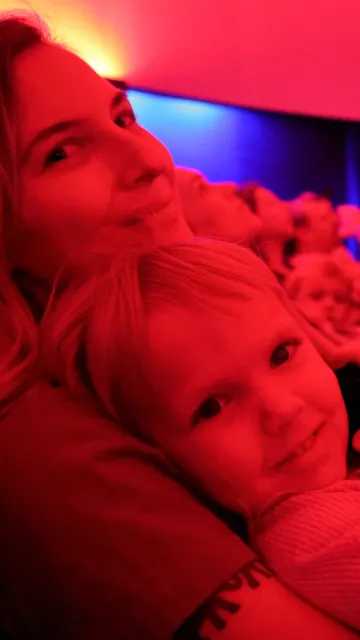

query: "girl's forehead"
left=148, top=290, right=293, bottom=347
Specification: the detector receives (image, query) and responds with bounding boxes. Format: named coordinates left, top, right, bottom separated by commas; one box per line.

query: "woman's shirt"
left=0, top=380, right=253, bottom=639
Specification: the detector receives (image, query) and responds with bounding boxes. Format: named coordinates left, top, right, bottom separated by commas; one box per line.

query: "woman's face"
left=13, top=44, right=190, bottom=280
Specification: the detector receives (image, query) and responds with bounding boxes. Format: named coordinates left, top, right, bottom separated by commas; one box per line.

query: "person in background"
left=236, top=182, right=293, bottom=283
left=284, top=257, right=353, bottom=342
left=40, top=236, right=360, bottom=632
left=176, top=166, right=262, bottom=246
left=290, top=192, right=351, bottom=267
left=337, top=204, right=360, bottom=264
left=254, top=186, right=294, bottom=282
left=346, top=262, right=360, bottom=335
left=2, top=10, right=357, bottom=640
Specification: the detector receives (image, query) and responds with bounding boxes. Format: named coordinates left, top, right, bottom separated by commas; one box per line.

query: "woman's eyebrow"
left=21, top=89, right=127, bottom=165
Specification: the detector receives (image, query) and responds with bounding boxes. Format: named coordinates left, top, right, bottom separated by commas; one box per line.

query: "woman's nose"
left=110, top=128, right=172, bottom=190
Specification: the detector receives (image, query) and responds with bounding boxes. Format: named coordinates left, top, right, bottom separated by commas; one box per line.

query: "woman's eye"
left=115, top=109, right=136, bottom=128
left=44, top=140, right=80, bottom=168
left=271, top=341, right=298, bottom=368
left=192, top=397, right=224, bottom=426
left=45, top=147, right=68, bottom=167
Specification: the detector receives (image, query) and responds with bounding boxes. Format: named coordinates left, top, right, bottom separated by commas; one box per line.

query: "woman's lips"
left=121, top=199, right=172, bottom=227
left=121, top=175, right=176, bottom=227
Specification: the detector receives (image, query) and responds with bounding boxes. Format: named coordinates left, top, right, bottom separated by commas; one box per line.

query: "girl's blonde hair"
left=40, top=234, right=286, bottom=433
left=0, top=11, right=59, bottom=413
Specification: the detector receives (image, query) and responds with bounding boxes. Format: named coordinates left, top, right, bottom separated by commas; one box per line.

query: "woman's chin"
left=149, top=213, right=193, bottom=246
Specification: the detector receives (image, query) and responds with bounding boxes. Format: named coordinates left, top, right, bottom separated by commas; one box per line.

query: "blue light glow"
left=128, top=89, right=242, bottom=183
left=127, top=88, right=357, bottom=206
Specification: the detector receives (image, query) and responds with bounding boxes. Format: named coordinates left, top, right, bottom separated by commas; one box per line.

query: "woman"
left=0, top=11, right=358, bottom=639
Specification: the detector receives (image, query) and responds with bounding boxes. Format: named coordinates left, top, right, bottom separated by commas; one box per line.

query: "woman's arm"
left=176, top=559, right=359, bottom=638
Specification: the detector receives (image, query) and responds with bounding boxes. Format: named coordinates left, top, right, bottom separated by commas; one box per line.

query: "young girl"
left=41, top=235, right=360, bottom=631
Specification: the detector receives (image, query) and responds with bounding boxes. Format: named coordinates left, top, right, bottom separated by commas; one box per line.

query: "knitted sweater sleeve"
left=255, top=481, right=360, bottom=631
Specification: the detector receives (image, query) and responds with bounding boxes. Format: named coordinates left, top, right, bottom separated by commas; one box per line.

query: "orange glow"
left=2, top=0, right=360, bottom=119
left=0, top=0, right=127, bottom=79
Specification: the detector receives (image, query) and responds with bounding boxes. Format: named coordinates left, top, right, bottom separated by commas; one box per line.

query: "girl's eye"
left=114, top=109, right=136, bottom=128
left=192, top=397, right=224, bottom=426
left=270, top=341, right=299, bottom=368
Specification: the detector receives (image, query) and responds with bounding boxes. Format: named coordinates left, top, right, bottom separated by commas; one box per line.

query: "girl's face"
left=13, top=44, right=190, bottom=281
left=176, top=168, right=262, bottom=245
left=143, top=290, right=348, bottom=518
left=294, top=273, right=350, bottom=333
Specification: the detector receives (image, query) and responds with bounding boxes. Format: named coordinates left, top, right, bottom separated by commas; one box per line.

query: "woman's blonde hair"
left=40, top=235, right=286, bottom=433
left=0, top=11, right=57, bottom=413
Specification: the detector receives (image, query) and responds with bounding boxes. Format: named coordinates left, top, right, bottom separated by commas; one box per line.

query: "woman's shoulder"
left=0, top=378, right=171, bottom=471
left=0, top=379, right=251, bottom=639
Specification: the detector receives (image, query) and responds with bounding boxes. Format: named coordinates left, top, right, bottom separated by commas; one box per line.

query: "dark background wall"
left=123, top=86, right=360, bottom=207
